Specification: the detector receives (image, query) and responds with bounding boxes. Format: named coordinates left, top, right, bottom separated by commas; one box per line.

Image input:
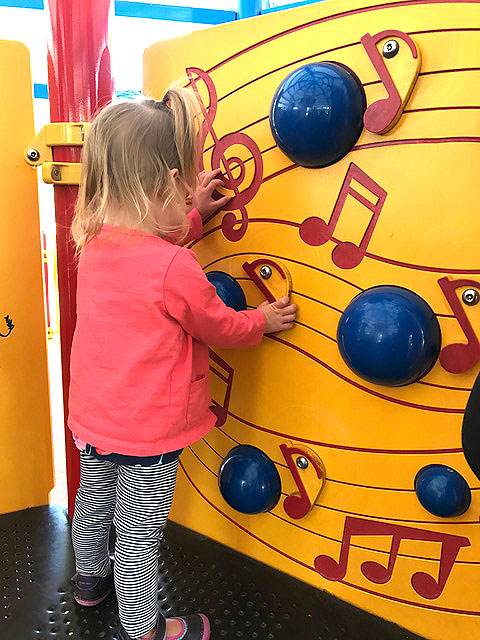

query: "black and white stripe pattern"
left=72, top=451, right=179, bottom=639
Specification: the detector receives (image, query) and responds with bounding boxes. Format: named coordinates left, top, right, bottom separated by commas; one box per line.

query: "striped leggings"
left=72, top=451, right=179, bottom=639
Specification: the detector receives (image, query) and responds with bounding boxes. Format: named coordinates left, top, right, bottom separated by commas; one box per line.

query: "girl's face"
left=170, top=168, right=194, bottom=212
left=147, top=168, right=193, bottom=234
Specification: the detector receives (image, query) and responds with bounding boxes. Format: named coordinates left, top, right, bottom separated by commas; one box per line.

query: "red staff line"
left=267, top=334, right=464, bottom=414
left=417, top=380, right=472, bottom=392
left=226, top=408, right=463, bottom=454
left=198, top=218, right=480, bottom=276
left=245, top=304, right=337, bottom=343
left=207, top=2, right=480, bottom=74
left=291, top=290, right=455, bottom=323
left=179, top=462, right=480, bottom=616
left=216, top=425, right=240, bottom=445
left=217, top=52, right=480, bottom=110
left=363, top=66, right=480, bottom=87
left=291, top=290, right=343, bottom=314
left=354, top=136, right=480, bottom=150
left=259, top=136, right=480, bottom=169
left=225, top=136, right=480, bottom=184
left=405, top=106, right=480, bottom=113
left=217, top=41, right=362, bottom=104
left=201, top=250, right=365, bottom=291
left=216, top=420, right=470, bottom=476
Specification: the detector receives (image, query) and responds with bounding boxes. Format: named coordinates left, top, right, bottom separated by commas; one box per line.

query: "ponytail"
left=162, top=85, right=200, bottom=195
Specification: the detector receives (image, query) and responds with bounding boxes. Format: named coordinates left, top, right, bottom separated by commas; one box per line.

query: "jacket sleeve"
left=180, top=208, right=203, bottom=245
left=163, top=248, right=266, bottom=349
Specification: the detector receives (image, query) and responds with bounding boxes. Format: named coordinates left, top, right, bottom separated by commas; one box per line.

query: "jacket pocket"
left=186, top=375, right=210, bottom=424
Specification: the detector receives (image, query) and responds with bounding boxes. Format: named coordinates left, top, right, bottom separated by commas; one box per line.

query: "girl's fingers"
left=272, top=296, right=290, bottom=309
left=202, top=168, right=223, bottom=185
left=206, top=178, right=226, bottom=194
left=280, top=304, right=296, bottom=315
left=281, top=314, right=296, bottom=323
left=215, top=194, right=232, bottom=208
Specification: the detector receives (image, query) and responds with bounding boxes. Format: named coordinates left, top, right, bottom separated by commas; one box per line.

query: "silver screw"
left=462, top=289, right=480, bottom=306
left=296, top=456, right=309, bottom=470
left=383, top=39, right=400, bottom=59
left=26, top=148, right=40, bottom=162
left=51, top=167, right=62, bottom=181
left=259, top=265, right=272, bottom=279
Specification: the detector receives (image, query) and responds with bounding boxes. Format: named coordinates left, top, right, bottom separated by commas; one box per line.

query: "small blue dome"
left=219, top=445, right=282, bottom=515
left=415, top=465, right=471, bottom=518
left=206, top=271, right=247, bottom=312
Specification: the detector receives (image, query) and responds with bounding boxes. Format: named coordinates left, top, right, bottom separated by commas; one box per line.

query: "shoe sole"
left=73, top=587, right=113, bottom=607
left=199, top=614, right=211, bottom=640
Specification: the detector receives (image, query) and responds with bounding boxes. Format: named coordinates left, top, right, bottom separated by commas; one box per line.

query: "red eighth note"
left=280, top=441, right=326, bottom=520
left=299, top=163, right=387, bottom=269
left=361, top=30, right=421, bottom=134
left=438, top=277, right=480, bottom=374
left=314, top=516, right=470, bottom=600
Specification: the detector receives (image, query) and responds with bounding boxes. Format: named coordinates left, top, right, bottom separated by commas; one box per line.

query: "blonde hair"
left=72, top=86, right=199, bottom=251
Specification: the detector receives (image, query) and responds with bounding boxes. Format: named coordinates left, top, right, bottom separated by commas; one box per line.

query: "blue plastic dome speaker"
left=415, top=465, right=471, bottom=517
left=270, top=62, right=366, bottom=168
left=206, top=271, right=247, bottom=312
left=337, top=286, right=441, bottom=386
left=219, top=445, right=282, bottom=515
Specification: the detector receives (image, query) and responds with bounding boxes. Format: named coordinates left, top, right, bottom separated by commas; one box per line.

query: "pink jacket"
left=68, top=209, right=266, bottom=455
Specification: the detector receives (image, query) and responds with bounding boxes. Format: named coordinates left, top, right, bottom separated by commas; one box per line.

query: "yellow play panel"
left=144, top=1, right=480, bottom=638
left=0, top=40, right=52, bottom=514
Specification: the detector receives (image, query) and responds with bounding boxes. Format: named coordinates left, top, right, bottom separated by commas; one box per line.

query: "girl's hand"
left=193, top=168, right=232, bottom=220
left=259, top=296, right=297, bottom=334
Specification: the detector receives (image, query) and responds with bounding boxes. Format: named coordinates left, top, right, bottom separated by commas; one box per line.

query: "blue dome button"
left=206, top=271, right=247, bottom=312
left=219, top=445, right=282, bottom=515
left=270, top=62, right=366, bottom=168
left=415, top=465, right=471, bottom=518
left=337, top=286, right=441, bottom=386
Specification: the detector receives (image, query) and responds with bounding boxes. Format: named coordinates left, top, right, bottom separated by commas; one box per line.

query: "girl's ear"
left=170, top=168, right=179, bottom=180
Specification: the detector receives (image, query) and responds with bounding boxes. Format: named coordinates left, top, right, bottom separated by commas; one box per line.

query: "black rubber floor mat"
left=0, top=506, right=425, bottom=639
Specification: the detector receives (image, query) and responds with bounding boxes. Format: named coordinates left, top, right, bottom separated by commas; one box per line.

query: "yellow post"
left=0, top=40, right=53, bottom=514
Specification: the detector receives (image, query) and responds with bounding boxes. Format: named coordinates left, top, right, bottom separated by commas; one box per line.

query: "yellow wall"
left=144, top=1, right=480, bottom=638
left=0, top=40, right=53, bottom=514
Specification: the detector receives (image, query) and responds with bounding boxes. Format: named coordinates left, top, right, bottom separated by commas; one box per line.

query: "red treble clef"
left=187, top=67, right=263, bottom=242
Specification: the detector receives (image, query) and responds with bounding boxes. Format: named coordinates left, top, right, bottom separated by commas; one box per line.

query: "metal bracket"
left=25, top=122, right=90, bottom=184
left=42, top=162, right=82, bottom=185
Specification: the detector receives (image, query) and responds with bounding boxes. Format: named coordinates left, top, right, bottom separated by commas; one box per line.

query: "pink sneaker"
left=119, top=613, right=210, bottom=640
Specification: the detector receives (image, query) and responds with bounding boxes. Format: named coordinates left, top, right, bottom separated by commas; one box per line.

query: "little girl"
left=69, top=88, right=297, bottom=640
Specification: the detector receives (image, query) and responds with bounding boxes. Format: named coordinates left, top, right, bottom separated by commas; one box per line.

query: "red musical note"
left=187, top=67, right=264, bottom=242
left=361, top=30, right=420, bottom=134
left=242, top=258, right=289, bottom=303
left=299, top=163, right=387, bottom=269
left=438, top=277, right=480, bottom=374
left=280, top=442, right=326, bottom=520
left=208, top=349, right=233, bottom=427
left=314, top=516, right=470, bottom=599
